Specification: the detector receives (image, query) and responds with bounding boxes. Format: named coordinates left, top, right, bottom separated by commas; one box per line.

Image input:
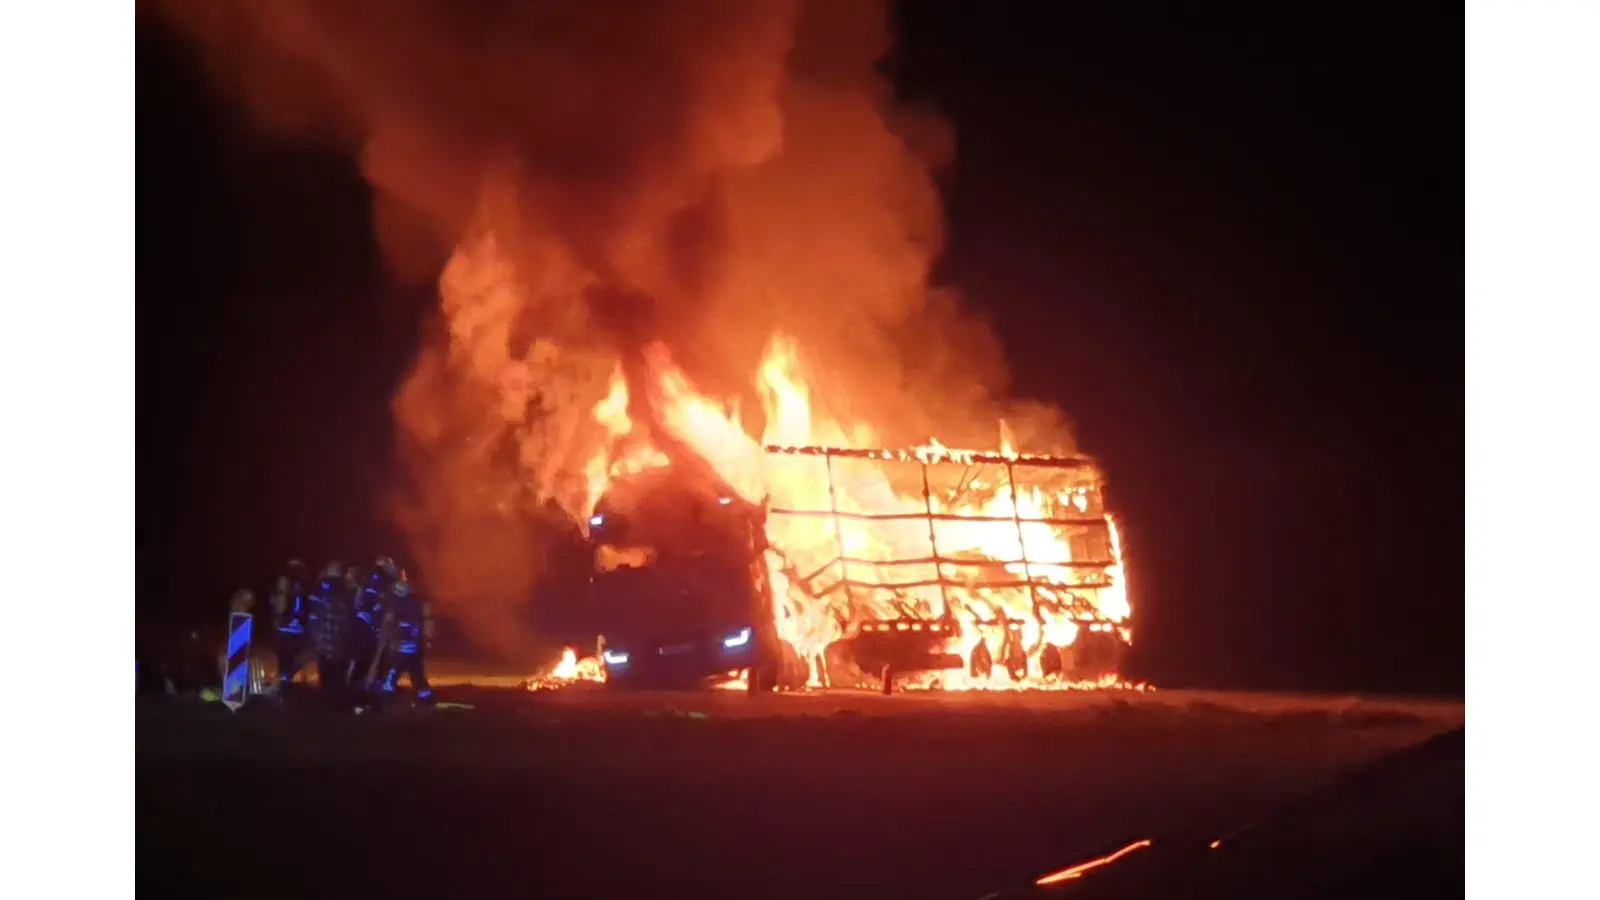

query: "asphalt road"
left=136, top=685, right=1461, bottom=900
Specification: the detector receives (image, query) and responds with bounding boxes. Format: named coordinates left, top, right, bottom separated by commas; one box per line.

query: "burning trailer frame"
left=568, top=440, right=1136, bottom=694
left=758, top=443, right=1133, bottom=693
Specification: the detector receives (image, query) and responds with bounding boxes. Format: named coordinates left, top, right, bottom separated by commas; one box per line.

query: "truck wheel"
left=1005, top=642, right=1028, bottom=681
left=1076, top=632, right=1110, bottom=678
left=1039, top=644, right=1063, bottom=679
left=969, top=641, right=994, bottom=679
left=748, top=663, right=783, bottom=695
left=776, top=643, right=809, bottom=691
left=1106, top=634, right=1129, bottom=679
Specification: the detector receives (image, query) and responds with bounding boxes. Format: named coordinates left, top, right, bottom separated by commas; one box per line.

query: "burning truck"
left=542, top=335, right=1137, bottom=694
left=170, top=0, right=1138, bottom=696
left=584, top=440, right=1133, bottom=694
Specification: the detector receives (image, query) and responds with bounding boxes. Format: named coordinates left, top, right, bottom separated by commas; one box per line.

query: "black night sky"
left=137, top=5, right=1462, bottom=694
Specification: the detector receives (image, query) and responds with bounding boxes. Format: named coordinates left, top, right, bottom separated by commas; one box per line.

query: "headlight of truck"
left=602, top=649, right=630, bottom=665
left=722, top=627, right=752, bottom=649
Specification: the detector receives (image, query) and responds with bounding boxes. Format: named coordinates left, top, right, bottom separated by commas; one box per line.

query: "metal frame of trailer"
left=761, top=444, right=1130, bottom=692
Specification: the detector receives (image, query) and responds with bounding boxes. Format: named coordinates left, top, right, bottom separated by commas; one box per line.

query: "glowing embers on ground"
left=575, top=334, right=1139, bottom=692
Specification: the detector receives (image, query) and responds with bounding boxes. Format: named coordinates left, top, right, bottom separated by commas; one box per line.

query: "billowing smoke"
left=158, top=0, right=1076, bottom=656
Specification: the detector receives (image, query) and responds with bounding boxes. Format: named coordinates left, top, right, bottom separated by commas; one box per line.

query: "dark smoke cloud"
left=157, top=0, right=1073, bottom=658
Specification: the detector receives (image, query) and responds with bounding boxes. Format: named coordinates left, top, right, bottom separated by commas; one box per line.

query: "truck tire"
left=1005, top=641, right=1028, bottom=681
left=777, top=645, right=809, bottom=691
left=994, top=629, right=1027, bottom=681
left=1039, top=643, right=1063, bottom=679
left=969, top=641, right=994, bottom=679
left=748, top=662, right=785, bottom=695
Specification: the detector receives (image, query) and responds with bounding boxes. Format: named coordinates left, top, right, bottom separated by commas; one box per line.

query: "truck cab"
left=587, top=467, right=789, bottom=691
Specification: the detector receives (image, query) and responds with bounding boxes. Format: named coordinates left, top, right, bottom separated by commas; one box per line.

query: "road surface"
left=137, top=682, right=1461, bottom=899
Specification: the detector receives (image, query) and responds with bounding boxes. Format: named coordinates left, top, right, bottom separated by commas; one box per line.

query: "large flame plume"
left=159, top=0, right=1095, bottom=660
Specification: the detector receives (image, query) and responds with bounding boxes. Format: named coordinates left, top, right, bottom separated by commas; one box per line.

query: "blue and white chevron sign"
left=222, top=612, right=253, bottom=712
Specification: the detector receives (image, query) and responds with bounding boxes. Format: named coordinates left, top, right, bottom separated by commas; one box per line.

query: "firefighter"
left=379, top=577, right=434, bottom=704
left=270, top=559, right=312, bottom=692
left=366, top=555, right=403, bottom=596
left=347, top=558, right=392, bottom=692
left=309, top=561, right=353, bottom=703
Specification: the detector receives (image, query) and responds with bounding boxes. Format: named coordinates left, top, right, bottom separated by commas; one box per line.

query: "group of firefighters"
left=241, top=554, right=435, bottom=707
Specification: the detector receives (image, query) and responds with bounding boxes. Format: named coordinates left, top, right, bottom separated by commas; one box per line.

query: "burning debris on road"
left=526, top=647, right=606, bottom=692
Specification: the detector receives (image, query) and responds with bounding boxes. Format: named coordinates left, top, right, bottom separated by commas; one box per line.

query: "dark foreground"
left=137, top=686, right=1461, bottom=899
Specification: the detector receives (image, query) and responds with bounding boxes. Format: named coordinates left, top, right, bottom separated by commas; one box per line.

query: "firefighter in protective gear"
left=380, top=578, right=434, bottom=703
left=270, top=559, right=312, bottom=690
left=347, top=559, right=392, bottom=691
left=371, top=555, right=402, bottom=586
left=309, top=561, right=354, bottom=700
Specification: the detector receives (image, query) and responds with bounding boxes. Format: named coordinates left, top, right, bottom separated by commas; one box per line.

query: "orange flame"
left=527, top=647, right=606, bottom=690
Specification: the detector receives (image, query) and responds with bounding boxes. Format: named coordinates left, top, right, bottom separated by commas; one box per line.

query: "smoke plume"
left=157, top=0, right=1076, bottom=656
